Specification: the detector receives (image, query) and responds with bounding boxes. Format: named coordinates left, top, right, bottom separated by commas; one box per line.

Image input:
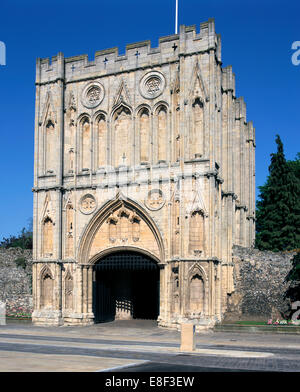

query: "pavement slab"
left=1, top=320, right=300, bottom=372
left=0, top=350, right=148, bottom=372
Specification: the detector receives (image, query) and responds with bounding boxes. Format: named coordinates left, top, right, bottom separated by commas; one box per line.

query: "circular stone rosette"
left=139, top=71, right=166, bottom=99
left=145, top=189, right=165, bottom=211
left=81, top=82, right=105, bottom=109
left=79, top=194, right=97, bottom=215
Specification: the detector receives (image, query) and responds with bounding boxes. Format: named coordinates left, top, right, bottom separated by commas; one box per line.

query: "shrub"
left=14, top=257, right=27, bottom=269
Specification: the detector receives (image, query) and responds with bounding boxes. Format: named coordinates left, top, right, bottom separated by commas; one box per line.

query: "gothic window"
left=139, top=108, right=150, bottom=163
left=192, top=98, right=204, bottom=158
left=189, top=273, right=205, bottom=312
left=64, top=101, right=76, bottom=174
left=114, top=106, right=131, bottom=167
left=81, top=117, right=90, bottom=171
left=189, top=210, right=205, bottom=254
left=157, top=105, right=167, bottom=162
left=40, top=268, right=53, bottom=308
left=97, top=114, right=107, bottom=167
left=45, top=120, right=55, bottom=173
left=43, top=217, right=53, bottom=257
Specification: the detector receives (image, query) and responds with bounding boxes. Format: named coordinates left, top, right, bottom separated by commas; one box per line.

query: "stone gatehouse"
left=32, top=19, right=255, bottom=328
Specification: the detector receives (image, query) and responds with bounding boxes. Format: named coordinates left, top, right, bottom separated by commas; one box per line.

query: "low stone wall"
left=224, top=246, right=295, bottom=321
left=0, top=248, right=33, bottom=316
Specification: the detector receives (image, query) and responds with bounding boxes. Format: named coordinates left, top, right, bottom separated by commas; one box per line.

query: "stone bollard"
left=0, top=301, right=6, bottom=326
left=180, top=323, right=196, bottom=351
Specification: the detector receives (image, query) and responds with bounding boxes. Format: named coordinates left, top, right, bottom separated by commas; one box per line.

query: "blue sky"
left=0, top=0, right=299, bottom=239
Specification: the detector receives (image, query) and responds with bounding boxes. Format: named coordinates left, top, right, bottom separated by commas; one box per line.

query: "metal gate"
left=93, top=251, right=158, bottom=271
left=93, top=251, right=159, bottom=323
left=93, top=276, right=115, bottom=323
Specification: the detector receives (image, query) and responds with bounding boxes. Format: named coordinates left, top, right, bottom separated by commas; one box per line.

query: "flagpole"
left=175, top=0, right=178, bottom=34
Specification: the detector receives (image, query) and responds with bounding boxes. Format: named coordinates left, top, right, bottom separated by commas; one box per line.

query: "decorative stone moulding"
left=79, top=194, right=97, bottom=215
left=145, top=189, right=165, bottom=211
left=139, top=71, right=166, bottom=99
left=81, top=82, right=105, bottom=108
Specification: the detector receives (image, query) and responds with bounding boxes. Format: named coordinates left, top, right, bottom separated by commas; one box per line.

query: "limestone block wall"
left=0, top=248, right=33, bottom=316
left=224, top=246, right=295, bottom=321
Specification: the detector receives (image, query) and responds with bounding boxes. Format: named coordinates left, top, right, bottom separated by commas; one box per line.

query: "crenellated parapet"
left=221, top=66, right=235, bottom=95
left=36, top=20, right=220, bottom=85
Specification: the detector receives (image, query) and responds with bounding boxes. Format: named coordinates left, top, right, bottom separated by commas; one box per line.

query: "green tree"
left=255, top=135, right=300, bottom=251
left=0, top=220, right=33, bottom=249
left=14, top=257, right=27, bottom=269
left=287, top=152, right=300, bottom=181
left=285, top=252, right=300, bottom=304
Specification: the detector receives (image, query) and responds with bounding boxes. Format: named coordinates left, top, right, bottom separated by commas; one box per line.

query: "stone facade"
left=32, top=19, right=255, bottom=328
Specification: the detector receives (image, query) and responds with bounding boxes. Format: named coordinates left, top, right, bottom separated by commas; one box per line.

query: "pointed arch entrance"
left=77, top=196, right=166, bottom=324
left=93, top=250, right=160, bottom=322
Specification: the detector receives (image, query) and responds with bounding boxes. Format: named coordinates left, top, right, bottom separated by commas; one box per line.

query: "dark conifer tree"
left=285, top=252, right=300, bottom=303
left=287, top=152, right=300, bottom=181
left=255, top=135, right=300, bottom=251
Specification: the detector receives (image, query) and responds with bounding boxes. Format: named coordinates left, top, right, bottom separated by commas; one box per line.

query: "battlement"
left=222, top=66, right=236, bottom=96
left=36, top=19, right=220, bottom=84
left=235, top=97, right=247, bottom=121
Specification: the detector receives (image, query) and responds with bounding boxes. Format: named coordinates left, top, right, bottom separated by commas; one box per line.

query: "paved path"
left=1, top=320, right=300, bottom=372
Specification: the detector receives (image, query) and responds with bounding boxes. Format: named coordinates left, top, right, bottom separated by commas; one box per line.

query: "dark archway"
left=93, top=250, right=160, bottom=323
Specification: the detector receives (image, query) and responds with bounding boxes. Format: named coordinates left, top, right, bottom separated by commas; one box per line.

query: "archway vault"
left=77, top=196, right=165, bottom=265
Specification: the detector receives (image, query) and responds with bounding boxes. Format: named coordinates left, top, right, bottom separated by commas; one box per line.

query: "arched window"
left=192, top=98, right=204, bottom=158
left=65, top=204, right=74, bottom=258
left=114, top=106, right=131, bottom=167
left=139, top=108, right=150, bottom=163
left=65, top=107, right=76, bottom=174
left=189, top=273, right=205, bottom=312
left=81, top=117, right=90, bottom=171
left=43, top=217, right=53, bottom=257
left=189, top=210, right=205, bottom=254
left=97, top=114, right=107, bottom=167
left=45, top=120, right=55, bottom=173
left=157, top=105, right=167, bottom=162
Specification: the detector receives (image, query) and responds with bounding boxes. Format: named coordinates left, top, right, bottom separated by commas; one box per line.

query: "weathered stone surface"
left=224, top=246, right=295, bottom=321
left=0, top=248, right=33, bottom=316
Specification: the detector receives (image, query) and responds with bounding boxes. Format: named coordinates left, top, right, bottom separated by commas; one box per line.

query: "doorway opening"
left=93, top=250, right=160, bottom=323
